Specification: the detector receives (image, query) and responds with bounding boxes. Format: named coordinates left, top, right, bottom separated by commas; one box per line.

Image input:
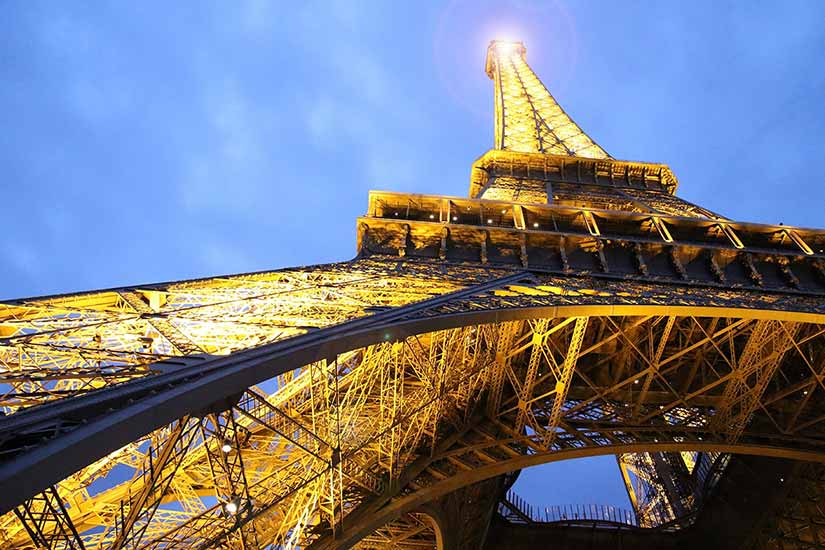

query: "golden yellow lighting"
left=1, top=33, right=820, bottom=550
left=680, top=451, right=697, bottom=474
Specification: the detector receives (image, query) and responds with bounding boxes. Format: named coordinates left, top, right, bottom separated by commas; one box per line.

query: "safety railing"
left=499, top=490, right=638, bottom=527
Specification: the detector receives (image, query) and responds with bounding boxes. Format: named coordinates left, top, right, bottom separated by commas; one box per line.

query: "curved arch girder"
left=1, top=267, right=824, bottom=549
left=309, top=441, right=825, bottom=550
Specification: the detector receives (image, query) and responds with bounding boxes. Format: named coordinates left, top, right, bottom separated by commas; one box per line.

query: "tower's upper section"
left=485, top=40, right=610, bottom=159
left=471, top=40, right=688, bottom=209
left=356, top=39, right=823, bottom=295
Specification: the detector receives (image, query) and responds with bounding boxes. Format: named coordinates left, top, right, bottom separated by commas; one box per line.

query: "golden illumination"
left=1, top=38, right=823, bottom=550
left=486, top=40, right=609, bottom=159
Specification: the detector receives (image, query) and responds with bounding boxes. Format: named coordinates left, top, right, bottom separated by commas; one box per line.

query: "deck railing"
left=499, top=490, right=638, bottom=527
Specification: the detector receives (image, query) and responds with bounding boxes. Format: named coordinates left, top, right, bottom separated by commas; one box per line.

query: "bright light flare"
left=491, top=38, right=524, bottom=58
left=495, top=41, right=519, bottom=54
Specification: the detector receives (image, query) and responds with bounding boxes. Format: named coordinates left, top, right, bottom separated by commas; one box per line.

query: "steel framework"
left=0, top=40, right=823, bottom=550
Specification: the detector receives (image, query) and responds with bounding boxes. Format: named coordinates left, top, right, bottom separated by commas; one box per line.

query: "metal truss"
left=1, top=264, right=824, bottom=549
left=0, top=39, right=823, bottom=550
left=304, top=313, right=825, bottom=550
left=13, top=486, right=86, bottom=550
left=361, top=188, right=824, bottom=294
left=0, top=259, right=496, bottom=414
left=108, top=416, right=201, bottom=550
left=750, top=461, right=825, bottom=548
left=352, top=513, right=437, bottom=550
left=485, top=41, right=609, bottom=159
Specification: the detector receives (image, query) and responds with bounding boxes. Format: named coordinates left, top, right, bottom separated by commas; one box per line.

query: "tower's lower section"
left=0, top=256, right=823, bottom=550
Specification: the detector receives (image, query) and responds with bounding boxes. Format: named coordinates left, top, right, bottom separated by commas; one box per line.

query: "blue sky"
left=2, top=1, right=824, bottom=511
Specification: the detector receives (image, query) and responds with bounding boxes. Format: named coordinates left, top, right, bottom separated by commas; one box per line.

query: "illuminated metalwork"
left=486, top=41, right=609, bottom=159
left=0, top=40, right=823, bottom=550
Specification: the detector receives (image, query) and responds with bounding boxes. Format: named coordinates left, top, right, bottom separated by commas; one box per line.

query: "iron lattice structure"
left=1, top=41, right=824, bottom=550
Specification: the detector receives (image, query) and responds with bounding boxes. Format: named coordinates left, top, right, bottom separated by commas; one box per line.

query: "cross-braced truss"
left=0, top=260, right=493, bottom=413
left=1, top=300, right=823, bottom=549
left=486, top=41, right=609, bottom=159
left=1, top=39, right=824, bottom=550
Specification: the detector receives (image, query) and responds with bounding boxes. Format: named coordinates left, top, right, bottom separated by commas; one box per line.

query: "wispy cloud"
left=178, top=79, right=273, bottom=213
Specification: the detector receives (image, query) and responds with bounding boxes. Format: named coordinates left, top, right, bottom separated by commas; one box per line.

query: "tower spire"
left=486, top=40, right=610, bottom=159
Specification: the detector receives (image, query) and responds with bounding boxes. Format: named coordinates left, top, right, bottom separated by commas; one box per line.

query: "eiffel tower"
left=0, top=40, right=823, bottom=550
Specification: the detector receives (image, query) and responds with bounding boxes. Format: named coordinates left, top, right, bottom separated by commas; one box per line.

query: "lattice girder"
left=1, top=37, right=824, bottom=550
left=2, top=283, right=823, bottom=549
left=0, top=260, right=499, bottom=414
left=485, top=41, right=609, bottom=159
left=305, top=316, right=825, bottom=550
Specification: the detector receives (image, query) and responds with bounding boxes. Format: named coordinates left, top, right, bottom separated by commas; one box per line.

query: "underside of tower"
left=0, top=40, right=823, bottom=550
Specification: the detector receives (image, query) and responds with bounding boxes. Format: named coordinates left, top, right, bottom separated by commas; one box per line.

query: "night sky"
left=2, top=0, right=824, bottom=510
